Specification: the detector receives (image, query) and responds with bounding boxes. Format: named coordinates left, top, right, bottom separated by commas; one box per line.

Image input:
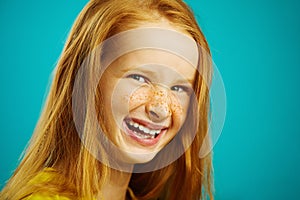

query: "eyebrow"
left=120, top=66, right=156, bottom=77
left=173, top=77, right=195, bottom=86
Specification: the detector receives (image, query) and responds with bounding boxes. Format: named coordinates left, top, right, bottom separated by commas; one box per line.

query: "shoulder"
left=24, top=168, right=70, bottom=200
left=25, top=168, right=96, bottom=200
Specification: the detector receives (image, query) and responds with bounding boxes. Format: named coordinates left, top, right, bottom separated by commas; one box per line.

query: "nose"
left=146, top=88, right=171, bottom=123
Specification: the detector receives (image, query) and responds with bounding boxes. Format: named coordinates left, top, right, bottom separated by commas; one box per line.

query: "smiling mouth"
left=123, top=118, right=168, bottom=145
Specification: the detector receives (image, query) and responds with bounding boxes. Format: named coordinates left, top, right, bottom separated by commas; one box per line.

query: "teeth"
left=133, top=123, right=139, bottom=128
left=143, top=127, right=150, bottom=134
left=149, top=130, right=156, bottom=135
left=127, top=120, right=162, bottom=136
left=134, top=131, right=153, bottom=139
left=138, top=126, right=144, bottom=131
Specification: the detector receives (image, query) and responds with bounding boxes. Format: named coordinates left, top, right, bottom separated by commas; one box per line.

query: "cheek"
left=169, top=95, right=189, bottom=129
left=109, top=81, right=138, bottom=122
left=128, top=86, right=152, bottom=110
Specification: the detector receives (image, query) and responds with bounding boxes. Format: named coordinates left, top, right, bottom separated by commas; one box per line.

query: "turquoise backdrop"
left=1, top=0, right=299, bottom=199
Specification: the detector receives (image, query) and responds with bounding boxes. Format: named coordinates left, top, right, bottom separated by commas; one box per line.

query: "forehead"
left=101, top=27, right=199, bottom=71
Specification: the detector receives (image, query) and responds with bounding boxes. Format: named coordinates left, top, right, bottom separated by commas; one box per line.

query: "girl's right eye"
left=127, top=74, right=148, bottom=83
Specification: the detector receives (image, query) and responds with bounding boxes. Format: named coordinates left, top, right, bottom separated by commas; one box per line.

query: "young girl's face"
left=99, top=22, right=198, bottom=164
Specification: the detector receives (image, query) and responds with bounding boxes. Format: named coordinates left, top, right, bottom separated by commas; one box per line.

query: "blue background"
left=1, top=0, right=299, bottom=199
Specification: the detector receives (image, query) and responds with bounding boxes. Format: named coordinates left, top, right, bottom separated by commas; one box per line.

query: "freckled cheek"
left=169, top=96, right=189, bottom=128
left=127, top=87, right=152, bottom=110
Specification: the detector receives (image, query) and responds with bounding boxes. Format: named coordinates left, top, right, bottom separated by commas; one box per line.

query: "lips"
left=123, top=117, right=168, bottom=146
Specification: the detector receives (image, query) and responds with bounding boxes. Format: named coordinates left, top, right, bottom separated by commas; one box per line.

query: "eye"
left=127, top=74, right=149, bottom=83
left=171, top=85, right=192, bottom=94
left=171, top=86, right=184, bottom=92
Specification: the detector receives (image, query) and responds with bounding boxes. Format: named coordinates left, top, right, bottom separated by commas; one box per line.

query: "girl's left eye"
left=127, top=74, right=148, bottom=83
left=171, top=85, right=185, bottom=92
left=171, top=85, right=191, bottom=94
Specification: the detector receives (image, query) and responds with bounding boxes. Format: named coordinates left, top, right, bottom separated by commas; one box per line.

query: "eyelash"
left=127, top=74, right=191, bottom=94
left=127, top=74, right=149, bottom=83
left=171, top=85, right=190, bottom=93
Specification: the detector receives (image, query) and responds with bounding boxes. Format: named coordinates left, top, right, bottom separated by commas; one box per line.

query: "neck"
left=98, top=167, right=133, bottom=200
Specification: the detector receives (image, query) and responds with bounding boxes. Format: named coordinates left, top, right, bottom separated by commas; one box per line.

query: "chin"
left=118, top=150, right=159, bottom=164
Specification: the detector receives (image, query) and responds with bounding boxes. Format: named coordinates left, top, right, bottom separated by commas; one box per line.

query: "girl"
left=1, top=0, right=213, bottom=199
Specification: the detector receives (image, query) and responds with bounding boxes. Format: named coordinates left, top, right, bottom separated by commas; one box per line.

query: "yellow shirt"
left=25, top=194, right=70, bottom=200
left=24, top=168, right=137, bottom=200
left=24, top=168, right=71, bottom=200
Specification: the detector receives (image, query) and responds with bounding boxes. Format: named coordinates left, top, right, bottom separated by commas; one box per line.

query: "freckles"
left=149, top=88, right=174, bottom=116
left=171, top=103, right=184, bottom=115
left=125, top=85, right=185, bottom=119
left=128, top=88, right=151, bottom=109
left=151, top=101, right=172, bottom=116
left=154, top=90, right=165, bottom=98
left=170, top=100, right=185, bottom=129
left=152, top=89, right=171, bottom=103
left=168, top=93, right=184, bottom=115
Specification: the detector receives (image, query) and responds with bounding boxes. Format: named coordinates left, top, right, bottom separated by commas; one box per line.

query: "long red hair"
left=1, top=0, right=213, bottom=199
